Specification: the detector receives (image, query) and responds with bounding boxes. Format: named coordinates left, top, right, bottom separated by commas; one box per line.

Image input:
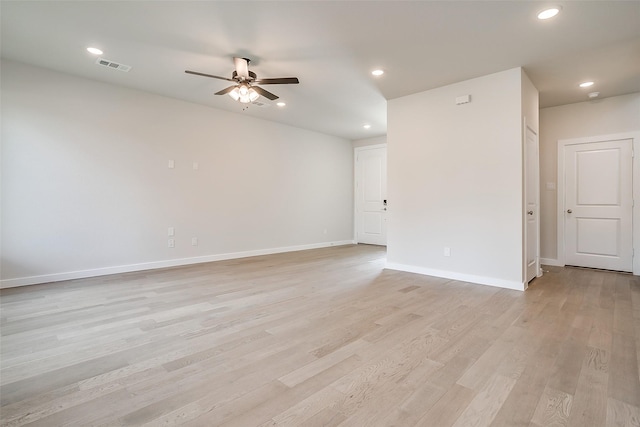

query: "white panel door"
left=355, top=146, right=387, bottom=245
left=564, top=139, right=633, bottom=272
left=525, top=127, right=540, bottom=282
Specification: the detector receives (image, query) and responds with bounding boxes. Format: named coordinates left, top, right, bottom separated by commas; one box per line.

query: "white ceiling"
left=2, top=1, right=639, bottom=140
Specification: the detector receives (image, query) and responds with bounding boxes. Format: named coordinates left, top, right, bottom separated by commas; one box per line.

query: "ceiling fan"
left=185, top=57, right=299, bottom=104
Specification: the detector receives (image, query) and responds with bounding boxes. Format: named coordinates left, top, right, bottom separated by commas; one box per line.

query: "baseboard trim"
left=540, top=258, right=564, bottom=267
left=0, top=240, right=356, bottom=289
left=384, top=262, right=526, bottom=291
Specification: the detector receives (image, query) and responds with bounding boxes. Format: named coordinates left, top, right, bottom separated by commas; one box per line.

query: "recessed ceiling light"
left=87, top=47, right=103, bottom=55
left=371, top=69, right=384, bottom=76
left=588, top=92, right=600, bottom=99
left=276, top=102, right=286, bottom=107
left=363, top=124, right=371, bottom=129
left=579, top=81, right=594, bottom=88
left=537, top=7, right=561, bottom=20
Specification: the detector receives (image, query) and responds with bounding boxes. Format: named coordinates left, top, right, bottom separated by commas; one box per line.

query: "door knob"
left=567, top=209, right=572, bottom=214
left=527, top=210, right=533, bottom=215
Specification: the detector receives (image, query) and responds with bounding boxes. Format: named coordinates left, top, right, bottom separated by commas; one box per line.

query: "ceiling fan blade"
left=253, top=86, right=279, bottom=100
left=185, top=70, right=235, bottom=82
left=214, top=85, right=237, bottom=95
left=234, top=57, right=250, bottom=80
left=253, top=77, right=300, bottom=85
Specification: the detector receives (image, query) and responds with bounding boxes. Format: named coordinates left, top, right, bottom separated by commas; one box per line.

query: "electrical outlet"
left=444, top=247, right=451, bottom=257
left=191, top=237, right=198, bottom=246
left=168, top=239, right=175, bottom=248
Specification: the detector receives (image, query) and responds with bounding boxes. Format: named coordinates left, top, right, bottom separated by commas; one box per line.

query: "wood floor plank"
left=609, top=331, right=640, bottom=407
left=589, top=306, right=614, bottom=351
left=0, top=352, right=130, bottom=406
left=567, top=346, right=610, bottom=427
left=415, top=383, right=476, bottom=427
left=265, top=382, right=346, bottom=426
left=198, top=352, right=362, bottom=426
left=380, top=381, right=446, bottom=426
left=605, top=397, right=640, bottom=427
left=546, top=326, right=590, bottom=396
left=456, top=325, right=524, bottom=390
left=1, top=245, right=638, bottom=426
left=490, top=335, right=555, bottom=426
left=451, top=373, right=517, bottom=427
left=278, top=338, right=369, bottom=388
left=297, top=406, right=346, bottom=427
left=530, top=386, right=573, bottom=427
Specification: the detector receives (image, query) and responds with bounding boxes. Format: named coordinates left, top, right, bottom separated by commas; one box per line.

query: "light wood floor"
left=1, top=244, right=639, bottom=426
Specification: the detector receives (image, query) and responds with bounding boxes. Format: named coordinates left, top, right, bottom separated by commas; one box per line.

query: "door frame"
left=354, top=143, right=387, bottom=244
left=557, top=131, right=640, bottom=275
left=524, top=124, right=541, bottom=282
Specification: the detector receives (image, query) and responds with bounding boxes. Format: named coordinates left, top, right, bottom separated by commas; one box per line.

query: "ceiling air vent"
left=96, top=58, right=131, bottom=72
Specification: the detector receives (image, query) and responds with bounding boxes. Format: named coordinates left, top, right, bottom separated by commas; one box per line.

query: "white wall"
left=387, top=68, right=527, bottom=290
left=539, top=93, right=640, bottom=262
left=1, top=60, right=354, bottom=287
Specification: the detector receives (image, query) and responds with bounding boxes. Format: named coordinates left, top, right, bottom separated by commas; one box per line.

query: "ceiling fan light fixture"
left=248, top=88, right=259, bottom=102
left=228, top=84, right=260, bottom=103
left=579, top=81, right=594, bottom=88
left=228, top=87, right=240, bottom=101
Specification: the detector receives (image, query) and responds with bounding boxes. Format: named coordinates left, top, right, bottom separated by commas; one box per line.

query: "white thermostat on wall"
left=455, top=95, right=471, bottom=105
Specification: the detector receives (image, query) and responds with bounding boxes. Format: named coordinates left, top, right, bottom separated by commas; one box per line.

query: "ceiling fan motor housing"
left=232, top=70, right=257, bottom=82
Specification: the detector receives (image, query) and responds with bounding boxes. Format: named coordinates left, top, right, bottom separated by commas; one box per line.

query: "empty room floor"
left=1, top=244, right=639, bottom=426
